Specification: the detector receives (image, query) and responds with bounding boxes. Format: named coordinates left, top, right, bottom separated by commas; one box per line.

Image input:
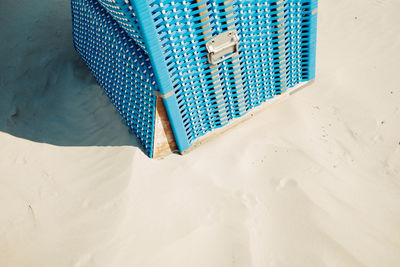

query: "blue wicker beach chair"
left=71, top=0, right=318, bottom=158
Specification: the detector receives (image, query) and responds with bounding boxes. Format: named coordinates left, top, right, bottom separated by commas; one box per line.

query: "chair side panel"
left=145, top=0, right=318, bottom=146
left=71, top=0, right=157, bottom=156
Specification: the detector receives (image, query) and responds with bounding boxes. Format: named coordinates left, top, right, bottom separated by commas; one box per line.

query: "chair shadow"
left=0, top=2, right=144, bottom=152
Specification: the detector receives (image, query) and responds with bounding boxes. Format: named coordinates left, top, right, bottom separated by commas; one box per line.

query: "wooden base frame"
left=152, top=80, right=314, bottom=158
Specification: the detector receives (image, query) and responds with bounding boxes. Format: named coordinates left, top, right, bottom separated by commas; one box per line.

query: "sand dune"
left=0, top=0, right=399, bottom=266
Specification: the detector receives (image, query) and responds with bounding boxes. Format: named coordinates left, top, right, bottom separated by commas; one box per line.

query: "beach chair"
left=71, top=0, right=318, bottom=158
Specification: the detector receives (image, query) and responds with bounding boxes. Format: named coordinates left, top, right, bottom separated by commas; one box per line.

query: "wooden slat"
left=153, top=97, right=178, bottom=158
left=272, top=1, right=289, bottom=90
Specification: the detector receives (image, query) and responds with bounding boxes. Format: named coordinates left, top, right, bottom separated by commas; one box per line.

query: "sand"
left=0, top=0, right=400, bottom=266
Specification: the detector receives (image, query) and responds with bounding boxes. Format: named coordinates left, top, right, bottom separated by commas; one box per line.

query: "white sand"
left=1, top=0, right=400, bottom=266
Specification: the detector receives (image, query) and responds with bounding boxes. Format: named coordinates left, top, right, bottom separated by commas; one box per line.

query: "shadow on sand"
left=0, top=0, right=144, bottom=153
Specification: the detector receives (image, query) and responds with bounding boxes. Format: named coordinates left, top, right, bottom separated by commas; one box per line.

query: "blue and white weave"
left=71, top=0, right=318, bottom=157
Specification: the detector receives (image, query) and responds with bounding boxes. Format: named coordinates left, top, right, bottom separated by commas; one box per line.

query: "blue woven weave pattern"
left=71, top=0, right=157, bottom=157
left=96, top=0, right=147, bottom=51
left=71, top=0, right=317, bottom=157
left=147, top=0, right=318, bottom=144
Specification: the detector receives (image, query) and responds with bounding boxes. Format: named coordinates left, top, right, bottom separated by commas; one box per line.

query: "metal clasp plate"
left=206, top=30, right=239, bottom=65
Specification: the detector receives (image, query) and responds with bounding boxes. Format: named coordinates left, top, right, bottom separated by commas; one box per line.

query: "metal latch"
left=206, top=30, right=239, bottom=65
